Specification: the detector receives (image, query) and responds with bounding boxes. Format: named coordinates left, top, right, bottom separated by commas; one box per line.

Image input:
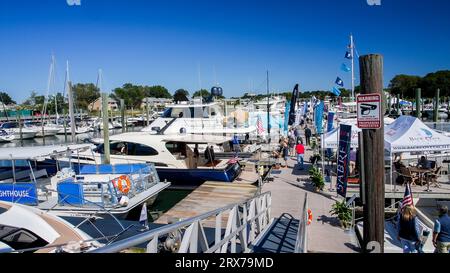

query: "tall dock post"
left=415, top=88, right=422, bottom=119
left=120, top=99, right=125, bottom=133
left=359, top=54, right=385, bottom=253
left=67, top=81, right=76, bottom=143
left=102, top=93, right=111, bottom=164
left=434, top=88, right=440, bottom=123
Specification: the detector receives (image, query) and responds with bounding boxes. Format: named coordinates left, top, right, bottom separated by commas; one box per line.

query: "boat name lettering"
left=0, top=190, right=30, bottom=198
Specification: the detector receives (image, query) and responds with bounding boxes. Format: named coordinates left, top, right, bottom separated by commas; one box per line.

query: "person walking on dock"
left=282, top=142, right=289, bottom=168
left=295, top=140, right=305, bottom=170
left=432, top=205, right=450, bottom=253
left=304, top=126, right=312, bottom=146
left=397, top=205, right=421, bottom=253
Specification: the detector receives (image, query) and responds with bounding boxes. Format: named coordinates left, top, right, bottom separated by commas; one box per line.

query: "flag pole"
left=350, top=34, right=355, bottom=102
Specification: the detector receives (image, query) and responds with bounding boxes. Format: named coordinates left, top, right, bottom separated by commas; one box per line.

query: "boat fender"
left=307, top=209, right=313, bottom=225
left=119, top=196, right=129, bottom=207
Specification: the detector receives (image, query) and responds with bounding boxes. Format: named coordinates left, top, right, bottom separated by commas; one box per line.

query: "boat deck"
left=155, top=170, right=259, bottom=227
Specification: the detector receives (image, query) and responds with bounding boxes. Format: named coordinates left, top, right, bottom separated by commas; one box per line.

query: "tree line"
left=1, top=69, right=448, bottom=114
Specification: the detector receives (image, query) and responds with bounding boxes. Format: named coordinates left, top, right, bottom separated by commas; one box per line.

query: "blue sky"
left=0, top=0, right=449, bottom=102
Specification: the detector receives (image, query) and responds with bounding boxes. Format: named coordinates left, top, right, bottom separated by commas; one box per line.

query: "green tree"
left=420, top=70, right=450, bottom=97
left=22, top=91, right=45, bottom=110
left=173, top=89, right=190, bottom=102
left=143, top=85, right=172, bottom=98
left=112, top=83, right=145, bottom=109
left=72, top=83, right=100, bottom=110
left=192, top=89, right=211, bottom=99
left=0, top=92, right=16, bottom=105
left=388, top=75, right=421, bottom=99
left=46, top=93, right=68, bottom=114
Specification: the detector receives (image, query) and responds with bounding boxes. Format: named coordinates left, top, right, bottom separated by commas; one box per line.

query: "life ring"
left=307, top=209, right=313, bottom=225
left=113, top=175, right=131, bottom=194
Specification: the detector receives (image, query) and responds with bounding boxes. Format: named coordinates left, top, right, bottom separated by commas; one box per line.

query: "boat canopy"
left=162, top=134, right=232, bottom=145
left=0, top=144, right=93, bottom=161
left=385, top=116, right=450, bottom=153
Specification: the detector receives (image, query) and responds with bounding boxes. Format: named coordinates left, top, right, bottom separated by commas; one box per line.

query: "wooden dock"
left=155, top=169, right=259, bottom=227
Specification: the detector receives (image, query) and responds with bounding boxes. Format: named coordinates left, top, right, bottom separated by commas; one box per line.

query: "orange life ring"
left=307, top=209, right=313, bottom=225
left=113, top=175, right=131, bottom=194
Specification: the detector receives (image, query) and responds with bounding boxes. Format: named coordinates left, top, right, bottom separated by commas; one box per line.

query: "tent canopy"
left=385, top=116, right=450, bottom=153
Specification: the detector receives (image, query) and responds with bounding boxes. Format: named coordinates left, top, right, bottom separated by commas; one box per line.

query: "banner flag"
left=336, top=124, right=352, bottom=198
left=327, top=112, right=335, bottom=132
left=314, top=101, right=324, bottom=134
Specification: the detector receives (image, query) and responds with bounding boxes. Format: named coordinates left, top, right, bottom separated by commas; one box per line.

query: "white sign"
left=357, top=94, right=382, bottom=129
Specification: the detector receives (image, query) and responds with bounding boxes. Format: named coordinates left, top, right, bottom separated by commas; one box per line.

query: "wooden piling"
left=416, top=88, right=422, bottom=119
left=67, top=81, right=76, bottom=143
left=359, top=54, right=385, bottom=253
left=434, top=89, right=440, bottom=122
left=120, top=99, right=125, bottom=133
left=102, top=93, right=110, bottom=164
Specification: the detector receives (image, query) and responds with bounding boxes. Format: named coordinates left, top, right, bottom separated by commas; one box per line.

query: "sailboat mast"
left=266, top=70, right=270, bottom=143
left=350, top=34, right=355, bottom=101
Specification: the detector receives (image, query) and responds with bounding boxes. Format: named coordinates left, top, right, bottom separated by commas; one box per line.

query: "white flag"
left=139, top=203, right=148, bottom=224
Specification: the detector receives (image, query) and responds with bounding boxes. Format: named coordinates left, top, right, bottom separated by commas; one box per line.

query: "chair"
left=426, top=166, right=442, bottom=188
left=399, top=166, right=419, bottom=186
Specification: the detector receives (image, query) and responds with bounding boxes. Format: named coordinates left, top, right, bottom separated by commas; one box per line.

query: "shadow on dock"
left=252, top=213, right=299, bottom=253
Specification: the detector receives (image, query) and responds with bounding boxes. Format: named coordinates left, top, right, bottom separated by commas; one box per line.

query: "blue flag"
left=314, top=101, right=324, bottom=134
left=341, top=63, right=351, bottom=72
left=345, top=51, right=352, bottom=59
left=331, top=86, right=341, bottom=96
left=335, top=77, right=344, bottom=87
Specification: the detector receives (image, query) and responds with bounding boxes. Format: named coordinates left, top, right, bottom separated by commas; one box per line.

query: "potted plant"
left=330, top=200, right=353, bottom=229
left=309, top=167, right=325, bottom=191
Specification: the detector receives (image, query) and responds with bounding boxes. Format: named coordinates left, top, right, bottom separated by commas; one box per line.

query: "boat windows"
left=165, top=142, right=187, bottom=157
left=0, top=225, right=48, bottom=252
left=97, top=142, right=159, bottom=156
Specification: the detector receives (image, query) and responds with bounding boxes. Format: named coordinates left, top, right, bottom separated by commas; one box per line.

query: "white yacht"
left=141, top=101, right=256, bottom=136
left=0, top=201, right=100, bottom=253
left=71, top=133, right=243, bottom=189
left=24, top=121, right=60, bottom=137
left=0, top=122, right=37, bottom=139
left=0, top=130, right=15, bottom=143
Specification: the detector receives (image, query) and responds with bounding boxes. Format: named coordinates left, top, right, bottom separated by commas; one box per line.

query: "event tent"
left=321, top=118, right=395, bottom=149
left=384, top=115, right=450, bottom=153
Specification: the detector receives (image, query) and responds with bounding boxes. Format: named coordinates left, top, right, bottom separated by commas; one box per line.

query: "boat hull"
left=156, top=162, right=242, bottom=187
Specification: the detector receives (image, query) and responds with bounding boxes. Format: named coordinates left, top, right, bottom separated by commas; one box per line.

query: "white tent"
left=321, top=124, right=361, bottom=149
left=385, top=116, right=450, bottom=153
left=321, top=118, right=395, bottom=149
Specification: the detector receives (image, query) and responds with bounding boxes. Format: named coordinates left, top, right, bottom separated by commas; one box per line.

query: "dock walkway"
left=261, top=139, right=360, bottom=253
left=155, top=170, right=259, bottom=227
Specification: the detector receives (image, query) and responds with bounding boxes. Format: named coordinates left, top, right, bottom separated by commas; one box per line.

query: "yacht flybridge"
left=141, top=101, right=256, bottom=136
left=0, top=144, right=170, bottom=219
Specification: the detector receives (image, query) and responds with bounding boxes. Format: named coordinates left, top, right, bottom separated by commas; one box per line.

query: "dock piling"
left=359, top=54, right=385, bottom=253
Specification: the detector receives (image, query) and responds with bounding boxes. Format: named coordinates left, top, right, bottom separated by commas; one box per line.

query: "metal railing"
left=90, top=191, right=272, bottom=253
left=294, top=192, right=308, bottom=253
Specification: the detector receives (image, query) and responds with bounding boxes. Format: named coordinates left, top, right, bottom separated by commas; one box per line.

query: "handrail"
left=294, top=192, right=308, bottom=253
left=90, top=191, right=272, bottom=253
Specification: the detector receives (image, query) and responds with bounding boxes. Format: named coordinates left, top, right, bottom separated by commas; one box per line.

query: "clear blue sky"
left=1, top=0, right=449, bottom=103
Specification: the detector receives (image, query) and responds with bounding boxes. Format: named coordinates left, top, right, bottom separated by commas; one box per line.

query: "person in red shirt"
left=295, top=140, right=305, bottom=170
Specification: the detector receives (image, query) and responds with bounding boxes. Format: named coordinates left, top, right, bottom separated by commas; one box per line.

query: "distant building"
left=141, top=97, right=173, bottom=109
left=88, top=97, right=119, bottom=111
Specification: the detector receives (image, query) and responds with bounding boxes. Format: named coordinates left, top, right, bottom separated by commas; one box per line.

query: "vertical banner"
left=327, top=112, right=335, bottom=132
left=336, top=124, right=352, bottom=198
left=284, top=102, right=290, bottom=135
left=315, top=101, right=324, bottom=134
